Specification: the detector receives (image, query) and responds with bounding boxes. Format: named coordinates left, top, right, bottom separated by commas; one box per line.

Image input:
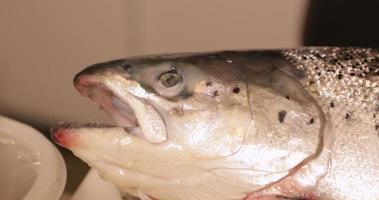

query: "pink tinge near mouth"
left=50, top=122, right=118, bottom=148
left=50, top=123, right=80, bottom=148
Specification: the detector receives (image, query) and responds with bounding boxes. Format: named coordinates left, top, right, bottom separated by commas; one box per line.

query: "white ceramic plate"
left=0, top=115, right=66, bottom=200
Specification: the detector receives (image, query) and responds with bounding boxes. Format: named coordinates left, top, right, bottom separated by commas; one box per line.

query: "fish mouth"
left=79, top=83, right=144, bottom=138
left=52, top=69, right=168, bottom=147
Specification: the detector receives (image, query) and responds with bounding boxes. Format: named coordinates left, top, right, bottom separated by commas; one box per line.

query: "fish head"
left=51, top=51, right=323, bottom=199
left=51, top=53, right=255, bottom=197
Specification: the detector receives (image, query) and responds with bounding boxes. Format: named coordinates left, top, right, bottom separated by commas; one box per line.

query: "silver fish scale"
left=282, top=47, right=379, bottom=112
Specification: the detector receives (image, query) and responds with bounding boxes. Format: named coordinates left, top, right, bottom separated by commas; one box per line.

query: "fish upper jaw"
left=70, top=65, right=168, bottom=144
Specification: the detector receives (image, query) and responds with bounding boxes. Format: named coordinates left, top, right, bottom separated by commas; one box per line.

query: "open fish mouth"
left=51, top=67, right=168, bottom=147
left=80, top=83, right=145, bottom=138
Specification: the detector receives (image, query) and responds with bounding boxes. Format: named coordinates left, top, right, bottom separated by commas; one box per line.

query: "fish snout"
left=73, top=59, right=131, bottom=92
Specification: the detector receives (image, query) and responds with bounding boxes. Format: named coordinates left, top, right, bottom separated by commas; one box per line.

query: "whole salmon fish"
left=51, top=47, right=379, bottom=200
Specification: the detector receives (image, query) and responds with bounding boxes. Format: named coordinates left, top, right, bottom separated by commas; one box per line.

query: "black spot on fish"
left=337, top=74, right=343, bottom=80
left=345, top=113, right=350, bottom=120
left=206, top=81, right=212, bottom=87
left=169, top=106, right=184, bottom=116
left=278, top=110, right=287, bottom=123
left=330, top=102, right=335, bottom=108
left=213, top=91, right=220, bottom=97
left=233, top=87, right=240, bottom=94
left=309, top=118, right=315, bottom=124
left=330, top=58, right=338, bottom=64
left=286, top=95, right=290, bottom=100
left=375, top=124, right=379, bottom=130
left=309, top=80, right=315, bottom=85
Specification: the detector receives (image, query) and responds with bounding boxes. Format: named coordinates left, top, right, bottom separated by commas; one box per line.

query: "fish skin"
left=283, top=47, right=379, bottom=200
left=51, top=47, right=379, bottom=200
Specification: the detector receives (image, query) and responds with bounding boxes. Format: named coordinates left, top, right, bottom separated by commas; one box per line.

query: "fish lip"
left=50, top=121, right=118, bottom=147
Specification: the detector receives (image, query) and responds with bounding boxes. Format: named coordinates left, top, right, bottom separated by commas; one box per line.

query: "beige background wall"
left=0, top=0, right=308, bottom=132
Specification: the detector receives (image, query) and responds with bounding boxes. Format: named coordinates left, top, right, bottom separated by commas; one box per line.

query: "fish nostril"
left=121, top=62, right=132, bottom=71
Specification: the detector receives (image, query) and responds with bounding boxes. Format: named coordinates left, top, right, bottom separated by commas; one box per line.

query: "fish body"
left=51, top=47, right=379, bottom=200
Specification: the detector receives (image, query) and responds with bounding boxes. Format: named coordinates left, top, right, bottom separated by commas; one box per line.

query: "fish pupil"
left=164, top=75, right=177, bottom=86
left=159, top=70, right=182, bottom=88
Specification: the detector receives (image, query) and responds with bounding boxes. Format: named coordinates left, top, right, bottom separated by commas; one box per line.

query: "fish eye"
left=158, top=69, right=182, bottom=88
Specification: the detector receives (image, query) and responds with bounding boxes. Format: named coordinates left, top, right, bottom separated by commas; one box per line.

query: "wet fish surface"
left=51, top=47, right=379, bottom=200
